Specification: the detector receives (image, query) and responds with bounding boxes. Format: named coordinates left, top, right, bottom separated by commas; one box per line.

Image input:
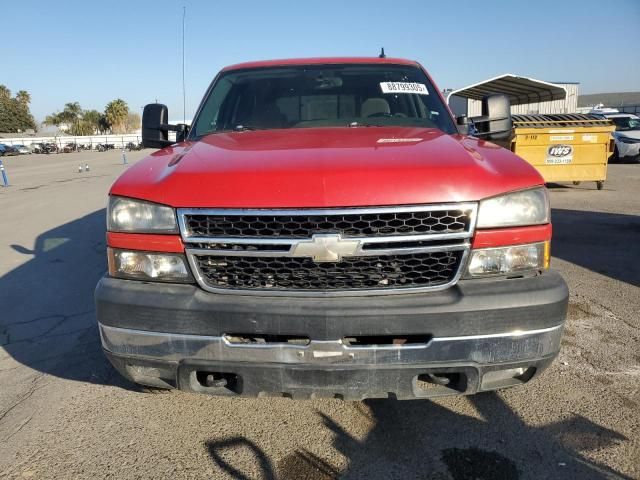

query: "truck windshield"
left=191, top=64, right=456, bottom=138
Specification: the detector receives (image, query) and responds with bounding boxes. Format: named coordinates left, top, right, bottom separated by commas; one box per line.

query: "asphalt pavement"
left=0, top=150, right=638, bottom=479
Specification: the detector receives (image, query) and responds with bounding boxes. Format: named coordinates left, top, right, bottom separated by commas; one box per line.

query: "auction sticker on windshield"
left=380, top=82, right=429, bottom=95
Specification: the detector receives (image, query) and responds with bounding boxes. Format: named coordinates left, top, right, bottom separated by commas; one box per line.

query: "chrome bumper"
left=99, top=323, right=563, bottom=367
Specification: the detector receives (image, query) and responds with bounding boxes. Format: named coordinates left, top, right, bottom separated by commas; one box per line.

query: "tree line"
left=0, top=85, right=142, bottom=136
left=45, top=99, right=140, bottom=135
left=0, top=86, right=37, bottom=133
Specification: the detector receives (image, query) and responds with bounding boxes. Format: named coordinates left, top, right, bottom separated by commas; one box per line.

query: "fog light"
left=108, top=248, right=193, bottom=283
left=466, top=242, right=548, bottom=277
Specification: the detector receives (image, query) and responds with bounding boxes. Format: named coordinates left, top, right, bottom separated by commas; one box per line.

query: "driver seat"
left=361, top=98, right=390, bottom=118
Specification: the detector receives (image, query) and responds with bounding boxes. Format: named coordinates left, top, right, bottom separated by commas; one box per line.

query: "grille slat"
left=184, top=209, right=471, bottom=238
left=194, top=251, right=463, bottom=291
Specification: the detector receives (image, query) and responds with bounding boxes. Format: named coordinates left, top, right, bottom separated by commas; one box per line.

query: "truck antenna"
left=182, top=6, right=186, bottom=124
left=379, top=47, right=386, bottom=59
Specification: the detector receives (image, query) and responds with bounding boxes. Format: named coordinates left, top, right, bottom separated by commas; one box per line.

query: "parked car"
left=13, top=144, right=31, bottom=154
left=29, top=143, right=44, bottom=154
left=606, top=114, right=640, bottom=162
left=30, top=142, right=57, bottom=154
left=63, top=142, right=80, bottom=153
left=42, top=143, right=58, bottom=154
left=590, top=110, right=640, bottom=162
left=126, top=141, right=144, bottom=151
left=0, top=144, right=19, bottom=156
left=96, top=57, right=568, bottom=400
left=96, top=143, right=115, bottom=152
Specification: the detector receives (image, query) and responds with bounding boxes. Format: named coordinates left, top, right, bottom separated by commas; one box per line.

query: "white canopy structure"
left=447, top=74, right=567, bottom=106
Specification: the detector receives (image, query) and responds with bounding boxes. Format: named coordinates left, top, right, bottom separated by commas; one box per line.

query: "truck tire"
left=597, top=181, right=604, bottom=190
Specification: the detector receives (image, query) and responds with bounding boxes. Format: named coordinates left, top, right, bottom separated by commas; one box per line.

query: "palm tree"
left=98, top=114, right=111, bottom=134
left=16, top=90, right=31, bottom=106
left=0, top=86, right=36, bottom=132
left=44, top=113, right=62, bottom=126
left=0, top=85, right=10, bottom=100
left=64, top=102, right=82, bottom=117
left=57, top=102, right=81, bottom=125
left=83, top=109, right=102, bottom=134
left=44, top=102, right=83, bottom=132
left=105, top=99, right=129, bottom=134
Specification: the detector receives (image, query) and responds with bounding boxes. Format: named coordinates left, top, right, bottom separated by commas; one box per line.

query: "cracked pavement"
left=0, top=151, right=638, bottom=479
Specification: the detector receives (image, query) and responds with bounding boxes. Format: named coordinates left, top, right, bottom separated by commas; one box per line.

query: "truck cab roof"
left=222, top=57, right=419, bottom=72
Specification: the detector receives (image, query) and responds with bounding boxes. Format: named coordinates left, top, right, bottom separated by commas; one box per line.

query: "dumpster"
left=507, top=114, right=615, bottom=190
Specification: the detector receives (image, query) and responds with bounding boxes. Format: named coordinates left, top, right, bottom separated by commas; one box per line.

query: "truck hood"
left=110, top=127, right=543, bottom=208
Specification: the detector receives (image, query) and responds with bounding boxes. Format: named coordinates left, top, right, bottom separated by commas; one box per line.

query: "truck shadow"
left=0, top=208, right=635, bottom=479
left=551, top=208, right=640, bottom=287
left=324, top=395, right=630, bottom=479
left=206, top=393, right=631, bottom=479
left=0, top=209, right=134, bottom=390
left=1, top=206, right=637, bottom=388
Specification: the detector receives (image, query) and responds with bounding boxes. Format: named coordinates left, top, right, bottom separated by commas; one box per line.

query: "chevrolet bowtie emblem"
left=291, top=234, right=361, bottom=262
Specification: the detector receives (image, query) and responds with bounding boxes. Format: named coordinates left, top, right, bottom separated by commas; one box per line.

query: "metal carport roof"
left=446, top=74, right=567, bottom=106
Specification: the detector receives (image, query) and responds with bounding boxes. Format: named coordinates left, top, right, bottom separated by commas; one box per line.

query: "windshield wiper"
left=190, top=126, right=263, bottom=140
left=233, top=124, right=263, bottom=132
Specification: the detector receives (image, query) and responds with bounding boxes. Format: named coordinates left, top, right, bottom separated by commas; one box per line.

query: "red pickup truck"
left=96, top=57, right=568, bottom=400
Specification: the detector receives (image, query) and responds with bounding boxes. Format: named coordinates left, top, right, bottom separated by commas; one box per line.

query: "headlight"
left=465, top=242, right=549, bottom=277
left=477, top=188, right=549, bottom=228
left=108, top=196, right=178, bottom=233
left=108, top=248, right=193, bottom=282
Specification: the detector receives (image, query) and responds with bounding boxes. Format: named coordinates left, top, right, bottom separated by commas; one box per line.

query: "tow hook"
left=204, top=374, right=227, bottom=388
left=197, top=372, right=229, bottom=388
left=422, top=373, right=451, bottom=386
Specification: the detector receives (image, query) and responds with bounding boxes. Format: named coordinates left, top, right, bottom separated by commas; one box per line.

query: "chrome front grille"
left=178, top=204, right=477, bottom=296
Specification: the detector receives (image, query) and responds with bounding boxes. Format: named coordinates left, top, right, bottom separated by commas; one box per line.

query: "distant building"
left=446, top=74, right=578, bottom=117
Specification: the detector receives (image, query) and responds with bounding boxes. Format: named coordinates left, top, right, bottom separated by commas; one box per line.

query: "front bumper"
left=96, top=271, right=568, bottom=400
left=617, top=140, right=640, bottom=160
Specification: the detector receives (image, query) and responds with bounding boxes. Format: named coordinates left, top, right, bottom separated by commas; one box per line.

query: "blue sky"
left=2, top=0, right=639, bottom=121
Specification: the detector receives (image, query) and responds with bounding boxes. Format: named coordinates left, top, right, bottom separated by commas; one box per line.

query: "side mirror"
left=471, top=94, right=513, bottom=141
left=176, top=127, right=188, bottom=143
left=142, top=104, right=171, bottom=148
left=142, top=104, right=189, bottom=148
left=456, top=115, right=469, bottom=135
